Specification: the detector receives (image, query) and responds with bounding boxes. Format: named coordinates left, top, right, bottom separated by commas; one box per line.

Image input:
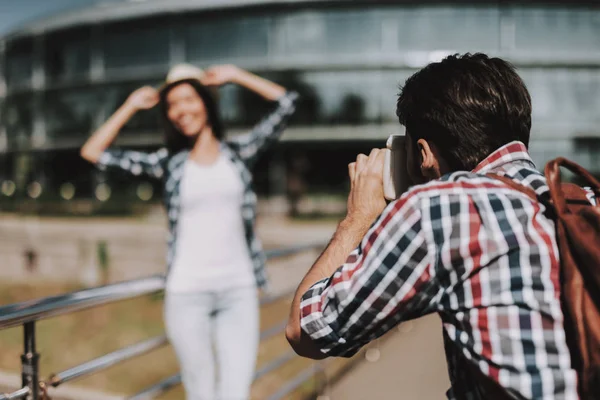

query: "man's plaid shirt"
left=96, top=91, right=298, bottom=289
left=301, top=142, right=585, bottom=399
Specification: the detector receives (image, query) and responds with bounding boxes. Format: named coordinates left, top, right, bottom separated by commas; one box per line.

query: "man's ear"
left=417, top=139, right=441, bottom=180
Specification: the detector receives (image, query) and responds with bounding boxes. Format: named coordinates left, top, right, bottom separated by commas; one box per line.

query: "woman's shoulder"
left=165, top=148, right=190, bottom=170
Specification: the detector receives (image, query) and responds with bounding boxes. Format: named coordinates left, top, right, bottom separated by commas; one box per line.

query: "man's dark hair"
left=160, top=78, right=225, bottom=154
left=396, top=53, right=532, bottom=171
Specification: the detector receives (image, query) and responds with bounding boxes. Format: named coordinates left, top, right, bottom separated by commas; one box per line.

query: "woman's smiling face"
left=166, top=83, right=208, bottom=137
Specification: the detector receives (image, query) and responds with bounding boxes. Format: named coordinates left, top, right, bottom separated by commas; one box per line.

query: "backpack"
left=467, top=157, right=600, bottom=399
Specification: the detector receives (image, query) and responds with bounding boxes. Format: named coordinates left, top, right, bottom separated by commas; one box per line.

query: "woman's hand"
left=126, top=86, right=160, bottom=111
left=82, top=87, right=157, bottom=163
left=201, top=65, right=242, bottom=86
left=203, top=65, right=286, bottom=101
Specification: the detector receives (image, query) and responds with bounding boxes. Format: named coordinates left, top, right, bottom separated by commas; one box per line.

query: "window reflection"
left=521, top=68, right=600, bottom=131
left=44, top=89, right=105, bottom=139
left=186, top=14, right=269, bottom=62
left=276, top=70, right=384, bottom=126
left=104, top=19, right=170, bottom=71
left=512, top=7, right=600, bottom=52
left=282, top=9, right=382, bottom=56
left=4, top=95, right=33, bottom=148
left=5, top=38, right=33, bottom=90
left=396, top=6, right=500, bottom=51
left=45, top=28, right=91, bottom=82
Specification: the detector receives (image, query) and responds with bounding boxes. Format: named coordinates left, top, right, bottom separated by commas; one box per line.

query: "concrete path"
left=326, top=314, right=451, bottom=400
left=0, top=213, right=336, bottom=286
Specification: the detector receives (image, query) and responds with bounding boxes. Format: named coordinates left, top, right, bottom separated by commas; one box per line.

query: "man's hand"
left=286, top=148, right=388, bottom=359
left=346, top=148, right=387, bottom=227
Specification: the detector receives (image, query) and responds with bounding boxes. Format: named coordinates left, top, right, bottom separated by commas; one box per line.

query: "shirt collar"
left=472, top=141, right=535, bottom=173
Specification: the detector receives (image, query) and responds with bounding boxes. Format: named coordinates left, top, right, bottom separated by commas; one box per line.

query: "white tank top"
left=166, top=154, right=255, bottom=293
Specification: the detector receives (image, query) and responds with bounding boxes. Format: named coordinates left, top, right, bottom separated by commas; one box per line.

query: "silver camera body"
left=383, top=134, right=410, bottom=200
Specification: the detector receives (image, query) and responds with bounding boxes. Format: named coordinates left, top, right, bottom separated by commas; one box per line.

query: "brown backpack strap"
left=545, top=157, right=600, bottom=217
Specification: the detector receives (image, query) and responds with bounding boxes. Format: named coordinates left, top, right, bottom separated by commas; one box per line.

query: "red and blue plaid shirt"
left=300, top=142, right=585, bottom=399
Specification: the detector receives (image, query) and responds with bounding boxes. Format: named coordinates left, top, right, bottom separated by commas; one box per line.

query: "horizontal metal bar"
left=0, top=244, right=324, bottom=330
left=127, top=351, right=302, bottom=399
left=260, top=287, right=295, bottom=307
left=266, top=365, right=318, bottom=400
left=126, top=320, right=293, bottom=398
left=264, top=242, right=323, bottom=260
left=50, top=336, right=168, bottom=387
left=260, top=242, right=325, bottom=307
left=0, top=387, right=30, bottom=400
left=260, top=321, right=287, bottom=342
left=127, top=374, right=181, bottom=400
left=0, top=275, right=166, bottom=330
left=254, top=350, right=297, bottom=381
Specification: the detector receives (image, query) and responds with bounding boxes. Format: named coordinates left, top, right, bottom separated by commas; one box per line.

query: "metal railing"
left=0, top=243, right=325, bottom=400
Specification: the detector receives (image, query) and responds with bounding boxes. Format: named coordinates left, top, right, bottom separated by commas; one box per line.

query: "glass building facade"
left=1, top=0, right=599, bottom=209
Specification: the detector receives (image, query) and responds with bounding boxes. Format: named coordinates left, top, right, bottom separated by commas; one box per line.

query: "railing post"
left=21, top=322, right=40, bottom=400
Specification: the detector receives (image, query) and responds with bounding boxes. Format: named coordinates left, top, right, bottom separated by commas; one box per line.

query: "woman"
left=80, top=64, right=298, bottom=400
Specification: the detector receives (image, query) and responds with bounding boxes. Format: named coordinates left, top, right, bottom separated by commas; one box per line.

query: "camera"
left=383, top=134, right=410, bottom=200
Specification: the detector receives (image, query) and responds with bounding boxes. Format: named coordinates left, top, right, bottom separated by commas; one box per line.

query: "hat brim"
left=157, top=78, right=220, bottom=100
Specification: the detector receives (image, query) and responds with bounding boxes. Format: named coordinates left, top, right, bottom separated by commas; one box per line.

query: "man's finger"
left=348, top=162, right=356, bottom=185
left=358, top=148, right=383, bottom=177
left=371, top=149, right=386, bottom=173
left=355, top=154, right=368, bottom=173
left=368, top=148, right=380, bottom=158
left=367, top=148, right=384, bottom=167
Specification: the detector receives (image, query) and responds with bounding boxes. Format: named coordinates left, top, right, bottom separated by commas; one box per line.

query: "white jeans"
left=165, top=286, right=259, bottom=400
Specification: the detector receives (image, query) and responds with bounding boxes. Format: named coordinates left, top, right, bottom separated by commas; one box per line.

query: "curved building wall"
left=0, top=1, right=599, bottom=206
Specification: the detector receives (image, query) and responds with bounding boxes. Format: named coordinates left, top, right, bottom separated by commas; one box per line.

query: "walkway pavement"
left=0, top=212, right=336, bottom=287
left=327, top=314, right=450, bottom=400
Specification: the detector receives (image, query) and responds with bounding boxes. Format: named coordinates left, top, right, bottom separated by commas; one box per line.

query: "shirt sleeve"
left=96, top=147, right=169, bottom=180
left=299, top=192, right=437, bottom=357
left=227, top=91, right=298, bottom=167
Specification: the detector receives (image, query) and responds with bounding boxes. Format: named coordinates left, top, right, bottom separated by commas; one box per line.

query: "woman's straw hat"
left=159, top=63, right=206, bottom=92
left=166, top=63, right=206, bottom=84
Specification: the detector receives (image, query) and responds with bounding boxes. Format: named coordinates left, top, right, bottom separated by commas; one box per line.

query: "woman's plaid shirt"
left=96, top=91, right=298, bottom=289
left=300, top=142, right=586, bottom=399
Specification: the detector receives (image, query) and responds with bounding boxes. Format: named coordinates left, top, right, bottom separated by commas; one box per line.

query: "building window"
left=5, top=38, right=33, bottom=90
left=396, top=6, right=501, bottom=52
left=512, top=6, right=600, bottom=53
left=3, top=94, right=33, bottom=148
left=521, top=68, right=600, bottom=132
left=186, top=14, right=270, bottom=62
left=45, top=27, right=91, bottom=83
left=273, top=70, right=386, bottom=126
left=44, top=88, right=106, bottom=140
left=104, top=18, right=170, bottom=72
left=281, top=9, right=383, bottom=57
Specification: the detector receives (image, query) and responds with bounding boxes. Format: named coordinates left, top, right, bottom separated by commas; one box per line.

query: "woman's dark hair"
left=160, top=78, right=225, bottom=154
left=396, top=53, right=532, bottom=171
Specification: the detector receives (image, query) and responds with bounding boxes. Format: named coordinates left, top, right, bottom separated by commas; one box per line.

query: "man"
left=286, top=53, right=583, bottom=399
